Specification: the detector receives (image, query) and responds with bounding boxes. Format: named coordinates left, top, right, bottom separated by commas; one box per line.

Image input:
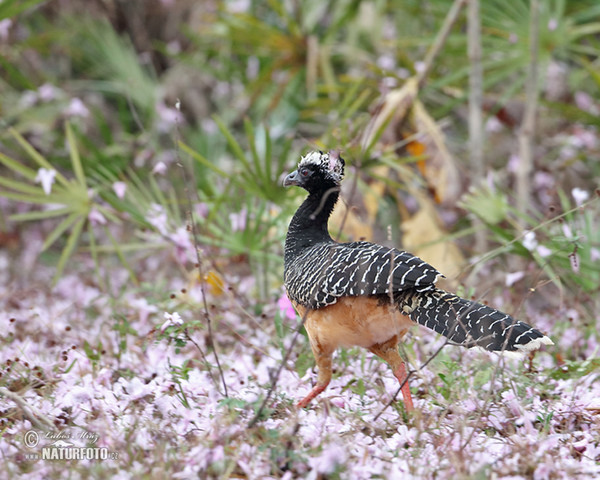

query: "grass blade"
left=52, top=216, right=85, bottom=284
left=65, top=122, right=87, bottom=188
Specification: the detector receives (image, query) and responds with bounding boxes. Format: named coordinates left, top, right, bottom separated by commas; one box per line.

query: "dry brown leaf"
left=411, top=100, right=462, bottom=204
left=401, top=193, right=465, bottom=288
left=330, top=200, right=373, bottom=242
left=361, top=77, right=419, bottom=150
left=362, top=165, right=390, bottom=224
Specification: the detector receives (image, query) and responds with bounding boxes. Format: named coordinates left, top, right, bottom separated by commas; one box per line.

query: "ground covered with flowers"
left=1, top=1, right=600, bottom=478
left=1, top=220, right=599, bottom=478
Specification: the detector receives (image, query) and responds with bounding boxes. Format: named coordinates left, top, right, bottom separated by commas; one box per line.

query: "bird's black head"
left=283, top=151, right=345, bottom=192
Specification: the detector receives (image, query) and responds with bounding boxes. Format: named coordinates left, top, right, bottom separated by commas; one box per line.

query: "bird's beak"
left=283, top=170, right=300, bottom=187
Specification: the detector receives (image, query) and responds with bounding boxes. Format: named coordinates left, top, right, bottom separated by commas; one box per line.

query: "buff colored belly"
left=293, top=296, right=415, bottom=351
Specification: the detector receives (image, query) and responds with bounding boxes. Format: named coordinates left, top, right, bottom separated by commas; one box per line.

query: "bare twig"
left=467, top=0, right=488, bottom=254
left=0, top=387, right=56, bottom=432
left=372, top=337, right=451, bottom=422
left=247, top=310, right=309, bottom=428
left=173, top=101, right=228, bottom=398
left=417, top=0, right=467, bottom=89
left=517, top=0, right=540, bottom=227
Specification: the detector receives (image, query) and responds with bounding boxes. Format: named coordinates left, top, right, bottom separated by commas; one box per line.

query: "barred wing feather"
left=284, top=241, right=443, bottom=309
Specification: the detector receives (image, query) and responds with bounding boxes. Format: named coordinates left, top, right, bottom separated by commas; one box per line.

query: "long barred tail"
left=399, top=288, right=553, bottom=354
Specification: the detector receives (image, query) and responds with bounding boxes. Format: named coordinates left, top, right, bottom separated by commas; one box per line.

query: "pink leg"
left=297, top=346, right=333, bottom=409
left=392, top=360, right=414, bottom=412
left=297, top=382, right=330, bottom=408
left=370, top=340, right=414, bottom=413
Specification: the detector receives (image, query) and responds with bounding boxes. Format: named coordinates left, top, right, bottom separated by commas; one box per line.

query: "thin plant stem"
left=247, top=310, right=309, bottom=428
left=174, top=100, right=228, bottom=399
left=417, top=0, right=467, bottom=89
left=517, top=0, right=540, bottom=227
left=467, top=0, right=488, bottom=254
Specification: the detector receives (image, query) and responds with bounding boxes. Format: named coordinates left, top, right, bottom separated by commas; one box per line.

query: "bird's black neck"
left=284, top=186, right=339, bottom=265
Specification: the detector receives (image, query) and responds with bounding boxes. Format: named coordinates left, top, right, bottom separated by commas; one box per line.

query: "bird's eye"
left=300, top=168, right=309, bottom=176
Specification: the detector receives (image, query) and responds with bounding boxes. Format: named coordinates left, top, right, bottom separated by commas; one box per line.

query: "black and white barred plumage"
left=283, top=151, right=553, bottom=354
left=285, top=241, right=442, bottom=309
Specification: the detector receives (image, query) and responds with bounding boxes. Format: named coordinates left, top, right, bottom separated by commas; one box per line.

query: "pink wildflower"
left=147, top=203, right=169, bottom=235
left=170, top=226, right=194, bottom=264
left=277, top=294, right=296, bottom=320
left=196, top=202, right=209, bottom=218
left=112, top=181, right=127, bottom=199
left=574, top=91, right=599, bottom=115
left=35, top=168, right=57, bottom=195
left=522, top=231, right=538, bottom=251
left=65, top=98, right=89, bottom=117
left=38, top=83, right=60, bottom=102
left=309, top=444, right=347, bottom=474
left=161, top=311, right=183, bottom=332
left=88, top=207, right=107, bottom=226
left=505, top=271, right=525, bottom=287
left=536, top=245, right=552, bottom=258
left=152, top=161, right=167, bottom=175
left=572, top=187, right=589, bottom=207
left=229, top=207, right=247, bottom=232
left=0, top=18, right=12, bottom=41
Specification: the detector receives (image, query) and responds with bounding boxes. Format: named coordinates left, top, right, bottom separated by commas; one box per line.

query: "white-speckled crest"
left=298, top=151, right=345, bottom=183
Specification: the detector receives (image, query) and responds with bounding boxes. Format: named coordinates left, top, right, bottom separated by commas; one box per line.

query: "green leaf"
left=179, top=141, right=229, bottom=177
left=0, top=175, right=43, bottom=194
left=2, top=191, right=67, bottom=204
left=41, top=212, right=80, bottom=252
left=65, top=122, right=86, bottom=188
left=214, top=115, right=252, bottom=171
left=10, top=207, right=73, bottom=222
left=0, top=0, right=46, bottom=21
left=0, top=151, right=38, bottom=181
left=9, top=128, right=69, bottom=187
left=53, top=216, right=86, bottom=284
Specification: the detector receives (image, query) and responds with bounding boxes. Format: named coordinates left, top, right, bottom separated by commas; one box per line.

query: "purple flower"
left=485, top=117, right=503, bottom=133
left=161, top=311, right=183, bottom=332
left=522, top=231, right=538, bottom=251
left=505, top=271, right=525, bottom=287
left=277, top=294, right=296, bottom=320
left=414, top=61, right=426, bottom=74
left=35, top=168, right=57, bottom=195
left=572, top=187, right=589, bottom=207
left=309, top=444, right=347, bottom=474
left=0, top=18, right=12, bottom=41
left=88, top=207, right=107, bottom=226
left=562, top=223, right=574, bottom=239
left=507, top=154, right=520, bottom=173
left=38, top=83, right=60, bottom=102
left=196, top=202, right=208, bottom=218
left=574, top=91, right=599, bottom=115
left=169, top=226, right=194, bottom=264
left=536, top=245, right=552, bottom=258
left=112, top=181, right=127, bottom=199
left=229, top=207, right=247, bottom=232
left=146, top=203, right=169, bottom=235
left=155, top=101, right=184, bottom=132
left=152, top=161, right=167, bottom=175
left=65, top=98, right=89, bottom=118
